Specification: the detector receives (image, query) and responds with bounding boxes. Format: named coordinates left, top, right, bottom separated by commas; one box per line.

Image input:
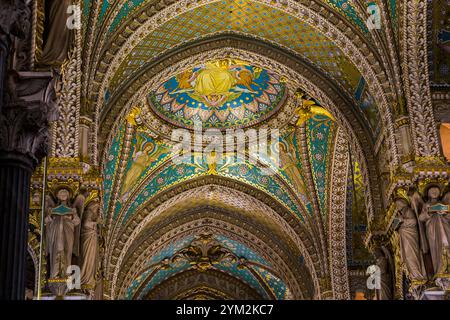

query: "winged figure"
left=294, top=89, right=335, bottom=125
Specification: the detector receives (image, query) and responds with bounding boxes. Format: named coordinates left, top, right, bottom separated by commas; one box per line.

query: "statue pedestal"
left=422, top=289, right=450, bottom=300
left=38, top=293, right=88, bottom=300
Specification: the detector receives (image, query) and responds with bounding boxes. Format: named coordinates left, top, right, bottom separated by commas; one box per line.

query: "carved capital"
left=0, top=71, right=58, bottom=169
left=0, top=0, right=30, bottom=39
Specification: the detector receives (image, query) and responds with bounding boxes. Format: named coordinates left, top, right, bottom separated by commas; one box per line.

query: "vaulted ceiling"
left=79, top=0, right=403, bottom=299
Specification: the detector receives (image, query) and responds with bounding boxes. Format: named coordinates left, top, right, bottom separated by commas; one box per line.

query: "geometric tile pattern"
left=107, top=1, right=363, bottom=97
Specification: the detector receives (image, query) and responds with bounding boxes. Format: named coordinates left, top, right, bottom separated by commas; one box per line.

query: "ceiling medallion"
left=147, top=58, right=287, bottom=129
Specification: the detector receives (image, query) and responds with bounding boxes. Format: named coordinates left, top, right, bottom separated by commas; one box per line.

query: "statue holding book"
left=45, top=188, right=81, bottom=279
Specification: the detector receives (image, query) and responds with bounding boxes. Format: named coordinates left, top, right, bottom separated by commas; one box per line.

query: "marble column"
left=0, top=153, right=33, bottom=300
left=0, top=1, right=55, bottom=300
left=0, top=71, right=57, bottom=300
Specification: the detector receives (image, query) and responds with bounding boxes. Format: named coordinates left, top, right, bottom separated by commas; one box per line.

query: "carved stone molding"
left=328, top=128, right=350, bottom=300
left=402, top=1, right=441, bottom=157
left=116, top=209, right=309, bottom=300
left=144, top=269, right=263, bottom=300
left=106, top=182, right=320, bottom=299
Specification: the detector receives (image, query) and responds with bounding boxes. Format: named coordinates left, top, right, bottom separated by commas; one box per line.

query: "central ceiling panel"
left=148, top=58, right=286, bottom=129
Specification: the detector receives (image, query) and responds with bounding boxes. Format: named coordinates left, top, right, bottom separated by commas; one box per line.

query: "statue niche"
left=39, top=0, right=74, bottom=66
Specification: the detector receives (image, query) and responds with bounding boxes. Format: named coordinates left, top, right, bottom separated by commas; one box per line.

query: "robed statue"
left=80, top=200, right=102, bottom=290
left=374, top=248, right=393, bottom=300
left=40, top=0, right=74, bottom=66
left=395, top=198, right=427, bottom=282
left=45, top=188, right=81, bottom=278
left=418, top=187, right=450, bottom=276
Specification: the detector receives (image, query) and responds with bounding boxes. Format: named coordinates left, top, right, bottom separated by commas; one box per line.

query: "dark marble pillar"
left=0, top=1, right=56, bottom=299
left=0, top=71, right=57, bottom=299
left=0, top=153, right=33, bottom=300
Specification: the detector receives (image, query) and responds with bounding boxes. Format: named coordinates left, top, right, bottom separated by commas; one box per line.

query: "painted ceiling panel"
left=325, top=0, right=368, bottom=33
left=346, top=160, right=372, bottom=266
left=107, top=0, right=362, bottom=98
left=429, top=0, right=450, bottom=87
left=98, top=0, right=369, bottom=34
left=120, top=131, right=171, bottom=199
left=126, top=234, right=287, bottom=300
left=119, top=151, right=307, bottom=223
left=99, top=0, right=112, bottom=24
left=306, top=115, right=336, bottom=218
left=104, top=112, right=339, bottom=225
left=148, top=59, right=286, bottom=129
left=353, top=78, right=382, bottom=139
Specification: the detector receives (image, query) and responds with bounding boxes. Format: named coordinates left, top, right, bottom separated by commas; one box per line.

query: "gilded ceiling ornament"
left=294, top=89, right=335, bottom=126
left=125, top=106, right=142, bottom=126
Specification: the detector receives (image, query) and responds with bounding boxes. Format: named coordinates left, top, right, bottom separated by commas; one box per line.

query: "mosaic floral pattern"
left=103, top=124, right=125, bottom=213
left=148, top=59, right=286, bottom=129
left=307, top=115, right=335, bottom=218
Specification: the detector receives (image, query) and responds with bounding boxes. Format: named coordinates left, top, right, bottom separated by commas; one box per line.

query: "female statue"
left=419, top=187, right=450, bottom=275
left=373, top=248, right=393, bottom=300
left=395, top=199, right=427, bottom=281
left=80, top=200, right=102, bottom=289
left=45, top=188, right=80, bottom=279
left=40, top=0, right=73, bottom=66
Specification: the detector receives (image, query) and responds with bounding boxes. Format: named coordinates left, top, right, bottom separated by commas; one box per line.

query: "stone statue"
left=72, top=188, right=89, bottom=260
left=374, top=248, right=393, bottom=300
left=40, top=0, right=74, bottom=66
left=395, top=198, right=427, bottom=281
left=418, top=187, right=450, bottom=276
left=45, top=188, right=80, bottom=279
left=80, top=200, right=102, bottom=290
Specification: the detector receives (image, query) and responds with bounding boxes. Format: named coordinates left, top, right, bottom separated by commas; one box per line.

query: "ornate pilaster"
left=328, top=128, right=350, bottom=300
left=402, top=0, right=441, bottom=158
